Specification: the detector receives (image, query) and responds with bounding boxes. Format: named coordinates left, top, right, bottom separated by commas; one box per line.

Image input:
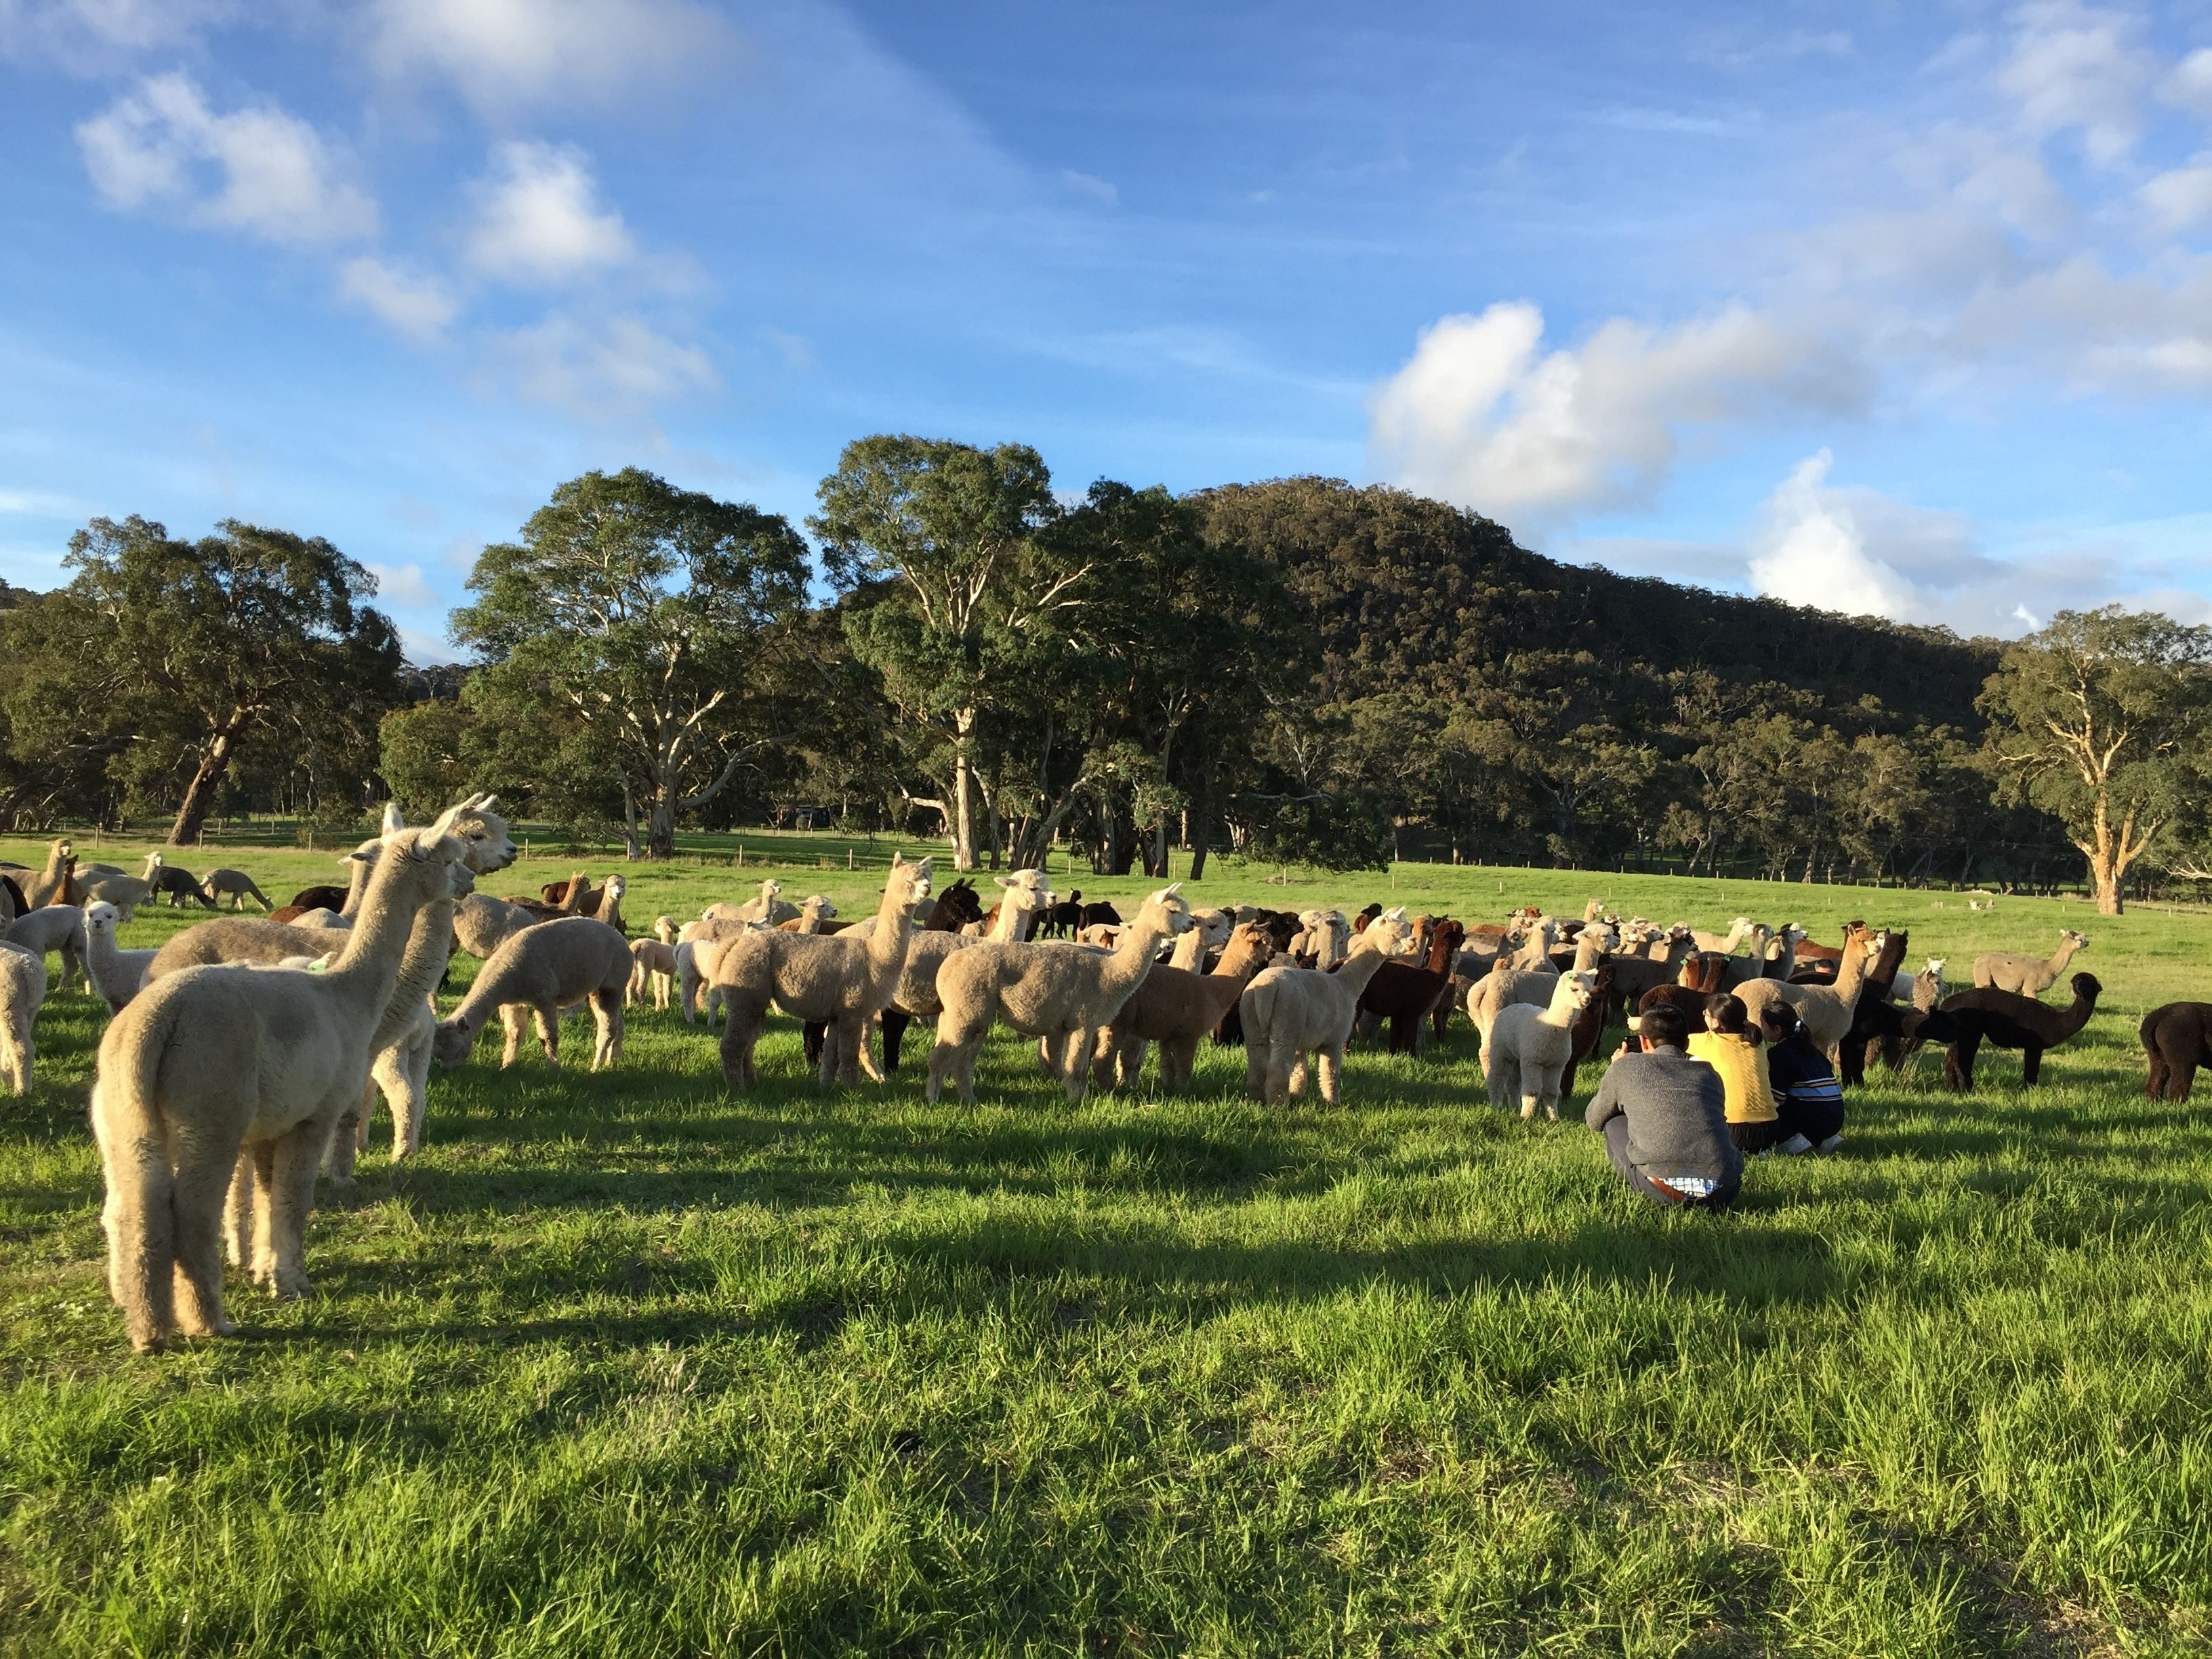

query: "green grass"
left=3, top=834, right=2209, bottom=1655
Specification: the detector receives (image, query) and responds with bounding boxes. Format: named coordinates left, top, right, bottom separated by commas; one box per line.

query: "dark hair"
left=1758, top=1003, right=1801, bottom=1040
left=1639, top=1004, right=1690, bottom=1050
left=1704, top=993, right=1748, bottom=1035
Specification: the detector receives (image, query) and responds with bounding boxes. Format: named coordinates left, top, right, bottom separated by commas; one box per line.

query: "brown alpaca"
left=1921, top=972, right=2102, bottom=1089
left=2142, top=1002, right=2212, bottom=1101
left=1094, top=922, right=1275, bottom=1092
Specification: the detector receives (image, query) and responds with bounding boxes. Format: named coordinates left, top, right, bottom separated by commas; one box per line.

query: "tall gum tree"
left=0, top=516, right=401, bottom=844
left=451, top=470, right=811, bottom=861
left=1979, top=606, right=2212, bottom=914
left=813, top=436, right=1072, bottom=872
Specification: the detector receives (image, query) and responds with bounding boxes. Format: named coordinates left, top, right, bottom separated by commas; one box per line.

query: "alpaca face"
left=83, top=901, right=118, bottom=943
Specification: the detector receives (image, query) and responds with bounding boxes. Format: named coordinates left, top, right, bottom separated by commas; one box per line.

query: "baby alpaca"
left=629, top=936, right=677, bottom=1010
left=1240, top=909, right=1415, bottom=1106
left=1484, top=969, right=1598, bottom=1120
left=929, top=884, right=1191, bottom=1105
left=432, top=916, right=633, bottom=1071
left=82, top=901, right=157, bottom=1014
left=0, top=939, right=43, bottom=1094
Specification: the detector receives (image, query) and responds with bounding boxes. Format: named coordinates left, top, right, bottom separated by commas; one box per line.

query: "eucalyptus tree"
left=0, top=516, right=401, bottom=844
left=1978, top=606, right=2212, bottom=913
left=451, top=468, right=811, bottom=860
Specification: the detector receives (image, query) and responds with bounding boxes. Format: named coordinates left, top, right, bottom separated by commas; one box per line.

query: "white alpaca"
left=714, top=857, right=934, bottom=1088
left=629, top=937, right=677, bottom=1009
left=81, top=901, right=157, bottom=1014
left=1484, top=970, right=1597, bottom=1120
left=0, top=939, right=43, bottom=1095
left=90, top=813, right=475, bottom=1351
left=1240, top=909, right=1416, bottom=1106
left=703, top=879, right=798, bottom=925
left=432, top=917, right=634, bottom=1071
left=928, top=884, right=1191, bottom=1105
left=6, top=903, right=86, bottom=994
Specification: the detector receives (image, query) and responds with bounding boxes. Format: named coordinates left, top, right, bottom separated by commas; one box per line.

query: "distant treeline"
left=0, top=463, right=2153, bottom=895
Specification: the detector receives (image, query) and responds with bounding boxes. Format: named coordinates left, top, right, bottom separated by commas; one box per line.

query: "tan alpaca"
left=432, top=916, right=633, bottom=1071
left=1972, top=930, right=2089, bottom=997
left=1485, top=969, right=1598, bottom=1120
left=1734, top=926, right=1875, bottom=1061
left=0, top=939, right=43, bottom=1095
left=453, top=891, right=541, bottom=958
left=21, top=839, right=75, bottom=910
left=713, top=855, right=933, bottom=1088
left=90, top=812, right=476, bottom=1351
left=1168, top=908, right=1234, bottom=971
left=703, top=879, right=798, bottom=925
left=928, top=882, right=1191, bottom=1105
left=1240, top=909, right=1415, bottom=1106
left=629, top=936, right=677, bottom=1009
left=200, top=868, right=272, bottom=910
left=1690, top=916, right=1757, bottom=954
left=1095, top=921, right=1274, bottom=1092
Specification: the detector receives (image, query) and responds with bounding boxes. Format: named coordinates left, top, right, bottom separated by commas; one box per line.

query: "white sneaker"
left=1816, top=1133, right=1844, bottom=1153
left=1777, top=1134, right=1814, bottom=1155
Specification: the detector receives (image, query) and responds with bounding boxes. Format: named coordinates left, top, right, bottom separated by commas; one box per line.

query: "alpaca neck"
left=2059, top=989, right=2097, bottom=1036
left=2049, top=939, right=2081, bottom=976
left=1099, top=905, right=1176, bottom=997
left=1332, top=937, right=1401, bottom=999
left=1168, top=926, right=1207, bottom=970
left=1832, top=941, right=1871, bottom=1004
left=1424, top=928, right=1457, bottom=975
left=1210, top=933, right=1269, bottom=983
left=1572, top=933, right=1605, bottom=972
left=371, top=897, right=457, bottom=1050
left=340, top=855, right=374, bottom=919
left=989, top=899, right=1038, bottom=944
left=1770, top=936, right=1799, bottom=979
left=864, top=880, right=924, bottom=978
left=326, top=854, right=440, bottom=1020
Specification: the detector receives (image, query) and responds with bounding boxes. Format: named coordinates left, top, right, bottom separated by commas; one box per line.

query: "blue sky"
left=3, top=0, right=2210, bottom=662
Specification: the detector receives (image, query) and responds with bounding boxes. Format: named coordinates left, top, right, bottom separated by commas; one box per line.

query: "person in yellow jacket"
left=1687, top=993, right=1785, bottom=1153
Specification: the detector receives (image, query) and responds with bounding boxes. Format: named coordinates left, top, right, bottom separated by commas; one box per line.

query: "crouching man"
left=1585, top=1002, right=1742, bottom=1210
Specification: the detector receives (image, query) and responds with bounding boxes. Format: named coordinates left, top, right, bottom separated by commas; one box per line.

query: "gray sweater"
left=1584, top=1048, right=1742, bottom=1188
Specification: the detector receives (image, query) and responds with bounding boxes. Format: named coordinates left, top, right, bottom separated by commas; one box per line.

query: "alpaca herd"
left=0, top=806, right=2200, bottom=1353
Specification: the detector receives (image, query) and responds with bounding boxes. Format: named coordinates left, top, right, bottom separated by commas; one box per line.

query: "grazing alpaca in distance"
left=200, top=868, right=271, bottom=911
left=1923, top=972, right=2102, bottom=1089
left=929, top=884, right=1191, bottom=1106
left=1973, top=930, right=2089, bottom=997
left=90, top=813, right=473, bottom=1352
left=2142, top=1002, right=2212, bottom=1101
left=1240, top=909, right=1415, bottom=1107
left=1485, top=968, right=1598, bottom=1121
left=145, top=854, right=217, bottom=909
left=716, top=855, right=935, bottom=1088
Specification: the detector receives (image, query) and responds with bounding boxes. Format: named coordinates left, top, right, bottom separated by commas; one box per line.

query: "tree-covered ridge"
left=3, top=454, right=2203, bottom=905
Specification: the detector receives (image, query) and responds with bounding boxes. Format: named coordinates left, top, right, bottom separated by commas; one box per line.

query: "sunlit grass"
left=2, top=841, right=2208, bottom=1654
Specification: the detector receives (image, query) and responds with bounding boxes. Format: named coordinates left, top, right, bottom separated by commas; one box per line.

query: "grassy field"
left=2, top=830, right=2209, bottom=1656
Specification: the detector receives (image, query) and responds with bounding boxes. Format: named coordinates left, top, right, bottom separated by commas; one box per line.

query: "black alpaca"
left=2141, top=1002, right=2212, bottom=1101
left=1922, top=972, right=2101, bottom=1089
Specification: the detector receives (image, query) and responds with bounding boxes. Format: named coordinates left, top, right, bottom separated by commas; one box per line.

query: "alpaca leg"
left=1286, top=1052, right=1309, bottom=1097
left=323, top=1088, right=363, bottom=1185
left=834, top=1014, right=867, bottom=1086
left=722, top=999, right=766, bottom=1089
left=1485, top=1048, right=1510, bottom=1111
left=1315, top=1046, right=1343, bottom=1107
left=2022, top=1043, right=2043, bottom=1086
left=499, top=1006, right=527, bottom=1067
left=533, top=1004, right=560, bottom=1066
left=247, top=1139, right=281, bottom=1290
left=222, top=1150, right=257, bottom=1269
left=1059, top=1026, right=1093, bottom=1103
left=1246, top=1038, right=1268, bottom=1100
left=680, top=961, right=701, bottom=1025
left=2168, top=1054, right=2199, bottom=1102
left=2146, top=1043, right=2170, bottom=1100
left=263, top=1120, right=328, bottom=1300
left=90, top=1084, right=178, bottom=1352
left=1265, top=1040, right=1298, bottom=1104
left=398, top=1031, right=433, bottom=1157
left=168, top=1132, right=239, bottom=1338
left=880, top=1010, right=912, bottom=1074
left=592, top=991, right=623, bottom=1070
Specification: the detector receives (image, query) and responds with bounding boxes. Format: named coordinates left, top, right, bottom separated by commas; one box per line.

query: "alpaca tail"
left=91, top=999, right=183, bottom=1351
left=1240, top=975, right=1279, bottom=1050
left=2139, top=1010, right=2162, bottom=1052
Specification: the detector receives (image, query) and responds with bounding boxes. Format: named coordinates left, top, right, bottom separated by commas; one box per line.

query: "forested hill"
left=1193, top=477, right=2000, bottom=735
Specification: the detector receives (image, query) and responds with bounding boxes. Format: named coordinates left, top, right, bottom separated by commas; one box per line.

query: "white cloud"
left=368, top=0, right=731, bottom=114
left=1060, top=169, right=1118, bottom=205
left=365, top=560, right=442, bottom=610
left=1747, top=450, right=1998, bottom=622
left=1996, top=1, right=2154, bottom=164
left=337, top=256, right=457, bottom=342
left=0, top=0, right=231, bottom=67
left=75, top=73, right=376, bottom=245
left=2141, top=155, right=2212, bottom=234
left=466, top=142, right=633, bottom=286
left=493, top=312, right=717, bottom=415
left=1368, top=301, right=1864, bottom=522
left=2167, top=47, right=2212, bottom=115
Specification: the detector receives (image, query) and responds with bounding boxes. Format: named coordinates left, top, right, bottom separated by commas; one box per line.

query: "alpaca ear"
left=994, top=876, right=1015, bottom=888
